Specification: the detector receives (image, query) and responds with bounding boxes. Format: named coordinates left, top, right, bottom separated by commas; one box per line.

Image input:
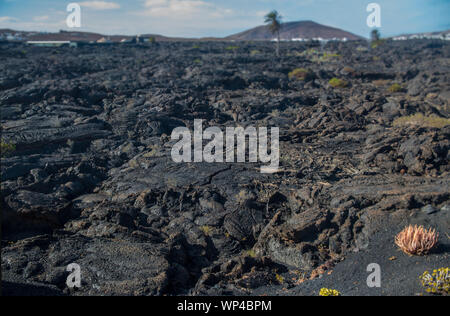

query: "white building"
left=393, top=33, right=450, bottom=41
left=27, top=41, right=77, bottom=47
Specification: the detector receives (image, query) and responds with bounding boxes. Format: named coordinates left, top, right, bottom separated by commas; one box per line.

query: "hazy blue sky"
left=0, top=0, right=449, bottom=38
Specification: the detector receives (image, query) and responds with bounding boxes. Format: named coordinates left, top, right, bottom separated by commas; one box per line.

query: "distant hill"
left=6, top=24, right=449, bottom=43
left=0, top=29, right=173, bottom=42
left=227, top=20, right=364, bottom=41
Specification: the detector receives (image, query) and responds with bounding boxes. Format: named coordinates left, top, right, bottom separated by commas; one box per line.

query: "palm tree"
left=371, top=29, right=380, bottom=42
left=265, top=10, right=282, bottom=57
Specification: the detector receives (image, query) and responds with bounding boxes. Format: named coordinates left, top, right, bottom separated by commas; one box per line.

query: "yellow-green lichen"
left=244, top=249, right=257, bottom=258
left=275, top=273, right=284, bottom=284
left=319, top=288, right=341, bottom=296
left=420, top=267, right=449, bottom=295
left=200, top=225, right=213, bottom=236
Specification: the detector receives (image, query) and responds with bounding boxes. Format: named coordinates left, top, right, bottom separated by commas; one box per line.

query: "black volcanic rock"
left=1, top=40, right=449, bottom=296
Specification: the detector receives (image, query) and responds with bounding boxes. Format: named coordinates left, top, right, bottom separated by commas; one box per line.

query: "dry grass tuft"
left=388, top=83, right=404, bottom=93
left=395, top=225, right=439, bottom=256
left=329, top=78, right=348, bottom=88
left=288, top=68, right=314, bottom=81
left=200, top=225, right=213, bottom=236
left=393, top=113, right=450, bottom=129
left=372, top=79, right=390, bottom=87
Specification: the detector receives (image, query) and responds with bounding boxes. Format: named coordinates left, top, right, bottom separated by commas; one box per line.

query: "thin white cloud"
left=0, top=12, right=67, bottom=32
left=255, top=11, right=268, bottom=17
left=142, top=0, right=231, bottom=18
left=145, top=0, right=169, bottom=6
left=130, top=0, right=262, bottom=37
left=0, top=16, right=18, bottom=23
left=79, top=1, right=121, bottom=10
left=33, top=16, right=49, bottom=22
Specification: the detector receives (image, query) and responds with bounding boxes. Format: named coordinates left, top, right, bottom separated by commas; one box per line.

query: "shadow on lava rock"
left=2, top=281, right=65, bottom=296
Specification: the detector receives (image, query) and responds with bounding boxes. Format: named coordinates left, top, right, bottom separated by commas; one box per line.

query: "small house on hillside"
left=97, top=37, right=112, bottom=44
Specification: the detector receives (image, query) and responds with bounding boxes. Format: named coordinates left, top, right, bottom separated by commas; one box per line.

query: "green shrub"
left=323, top=52, right=340, bottom=58
left=244, top=249, right=257, bottom=258
left=329, top=78, right=348, bottom=88
left=288, top=68, right=314, bottom=81
left=312, top=52, right=341, bottom=63
left=388, top=83, right=403, bottom=93
left=300, top=49, right=340, bottom=62
left=371, top=39, right=385, bottom=49
left=300, top=48, right=318, bottom=56
left=1, top=141, right=16, bottom=157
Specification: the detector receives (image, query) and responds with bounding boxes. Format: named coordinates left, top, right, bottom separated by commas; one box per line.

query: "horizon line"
left=1, top=20, right=449, bottom=40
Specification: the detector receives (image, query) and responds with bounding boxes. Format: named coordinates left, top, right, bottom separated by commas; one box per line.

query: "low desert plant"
left=395, top=225, right=438, bottom=256
left=319, top=288, right=341, bottom=296
left=323, top=52, right=340, bottom=59
left=388, top=83, right=403, bottom=93
left=288, top=68, right=314, bottom=81
left=371, top=39, right=385, bottom=49
left=342, top=66, right=355, bottom=75
left=329, top=78, right=348, bottom=88
left=301, top=48, right=318, bottom=56
left=312, top=52, right=340, bottom=62
left=0, top=141, right=16, bottom=157
left=226, top=45, right=239, bottom=51
left=420, top=267, right=449, bottom=295
left=393, top=113, right=450, bottom=129
left=244, top=249, right=257, bottom=258
left=200, top=225, right=213, bottom=236
left=235, top=190, right=252, bottom=204
left=275, top=273, right=284, bottom=284
left=373, top=79, right=390, bottom=87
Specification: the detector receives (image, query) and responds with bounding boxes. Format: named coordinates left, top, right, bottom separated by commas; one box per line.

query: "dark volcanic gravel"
left=1, top=40, right=449, bottom=296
